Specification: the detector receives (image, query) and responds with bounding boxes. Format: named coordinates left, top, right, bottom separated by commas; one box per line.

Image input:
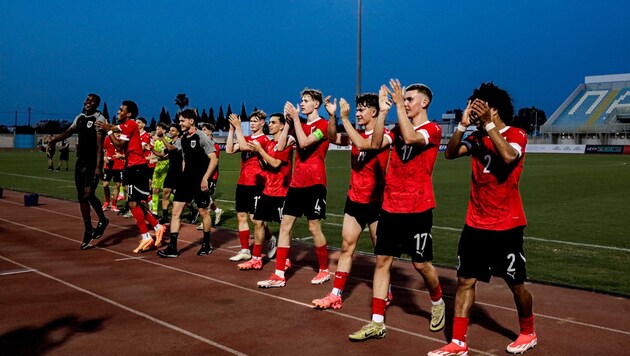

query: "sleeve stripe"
left=510, top=142, right=523, bottom=158
left=418, top=129, right=430, bottom=146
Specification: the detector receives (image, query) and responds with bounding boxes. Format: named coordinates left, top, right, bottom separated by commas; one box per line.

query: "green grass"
left=1, top=149, right=629, bottom=296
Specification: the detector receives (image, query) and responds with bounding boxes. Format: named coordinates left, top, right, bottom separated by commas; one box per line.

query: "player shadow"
left=0, top=315, right=108, bottom=355
left=93, top=228, right=138, bottom=249
left=418, top=274, right=519, bottom=341
left=468, top=304, right=519, bottom=341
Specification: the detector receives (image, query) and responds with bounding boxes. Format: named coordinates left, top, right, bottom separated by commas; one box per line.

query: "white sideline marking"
left=1, top=215, right=629, bottom=339
left=114, top=256, right=145, bottom=262
left=1, top=196, right=629, bottom=253
left=0, top=268, right=35, bottom=276
left=0, top=254, right=246, bottom=356
left=0, top=172, right=73, bottom=183
left=213, top=200, right=630, bottom=253
left=2, top=179, right=628, bottom=253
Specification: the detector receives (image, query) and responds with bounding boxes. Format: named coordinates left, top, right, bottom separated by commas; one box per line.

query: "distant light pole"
left=356, top=0, right=362, bottom=129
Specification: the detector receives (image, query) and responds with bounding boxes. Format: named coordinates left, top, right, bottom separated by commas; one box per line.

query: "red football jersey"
left=237, top=133, right=270, bottom=186
left=463, top=126, right=527, bottom=230
left=348, top=129, right=391, bottom=204
left=104, top=136, right=125, bottom=170
left=290, top=117, right=329, bottom=188
left=139, top=131, right=156, bottom=169
left=117, top=119, right=146, bottom=167
left=382, top=121, right=442, bottom=213
left=211, top=142, right=220, bottom=180
left=262, top=140, right=293, bottom=197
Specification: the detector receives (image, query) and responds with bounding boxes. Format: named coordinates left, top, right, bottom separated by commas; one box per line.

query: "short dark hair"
left=180, top=108, right=197, bottom=121
left=136, top=116, right=147, bottom=125
left=88, top=93, right=101, bottom=107
left=468, top=82, right=514, bottom=125
left=201, top=123, right=216, bottom=131
left=269, top=113, right=286, bottom=125
left=122, top=100, right=138, bottom=119
left=355, top=93, right=379, bottom=112
left=406, top=83, right=433, bottom=109
left=156, top=122, right=168, bottom=130
left=169, top=123, right=180, bottom=132
left=301, top=88, right=323, bottom=106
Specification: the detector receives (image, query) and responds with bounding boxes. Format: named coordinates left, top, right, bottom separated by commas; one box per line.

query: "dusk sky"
left=1, top=0, right=629, bottom=127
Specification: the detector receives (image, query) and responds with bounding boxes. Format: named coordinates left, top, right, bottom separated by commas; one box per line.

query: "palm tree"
left=174, top=93, right=190, bottom=120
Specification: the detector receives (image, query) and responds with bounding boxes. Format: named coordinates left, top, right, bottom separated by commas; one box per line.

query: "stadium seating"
left=541, top=74, right=630, bottom=143
left=552, top=88, right=629, bottom=127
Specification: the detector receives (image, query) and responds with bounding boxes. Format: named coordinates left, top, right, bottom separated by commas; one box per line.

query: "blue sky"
left=1, top=0, right=629, bottom=126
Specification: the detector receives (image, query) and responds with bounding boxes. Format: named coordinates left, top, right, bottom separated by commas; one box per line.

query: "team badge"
left=87, top=121, right=93, bottom=128
left=191, top=140, right=197, bottom=148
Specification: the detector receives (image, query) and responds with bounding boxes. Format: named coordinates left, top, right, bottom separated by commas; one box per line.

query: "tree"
left=226, top=104, right=233, bottom=121
left=174, top=93, right=189, bottom=121
left=35, top=119, right=70, bottom=134
left=514, top=107, right=547, bottom=135
left=102, top=102, right=110, bottom=123
left=445, top=108, right=463, bottom=122
left=200, top=109, right=208, bottom=124
left=209, top=107, right=216, bottom=125
left=240, top=102, right=248, bottom=120
left=149, top=117, right=157, bottom=132
left=216, top=105, right=227, bottom=131
left=159, top=106, right=172, bottom=125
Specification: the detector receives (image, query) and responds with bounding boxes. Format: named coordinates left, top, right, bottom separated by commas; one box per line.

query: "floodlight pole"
left=356, top=0, right=362, bottom=129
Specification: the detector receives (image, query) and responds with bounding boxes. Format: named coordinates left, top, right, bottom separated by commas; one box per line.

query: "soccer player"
left=45, top=134, right=56, bottom=171
left=158, top=123, right=182, bottom=225
left=429, top=83, right=537, bottom=356
left=97, top=101, right=166, bottom=253
left=311, top=91, right=391, bottom=309
left=56, top=139, right=70, bottom=171
left=198, top=123, right=224, bottom=228
left=102, top=132, right=125, bottom=212
left=237, top=113, right=292, bottom=270
left=149, top=123, right=170, bottom=217
left=225, top=111, right=271, bottom=262
left=136, top=117, right=156, bottom=210
left=48, top=94, right=109, bottom=249
left=257, top=88, right=331, bottom=288
left=349, top=80, right=445, bottom=341
left=157, top=109, right=218, bottom=258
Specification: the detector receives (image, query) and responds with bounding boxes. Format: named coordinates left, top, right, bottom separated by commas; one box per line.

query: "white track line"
left=212, top=200, right=630, bottom=253
left=0, top=268, right=35, bottom=276
left=1, top=212, right=629, bottom=339
left=0, top=254, right=246, bottom=356
left=0, top=217, right=491, bottom=353
left=2, top=184, right=627, bottom=252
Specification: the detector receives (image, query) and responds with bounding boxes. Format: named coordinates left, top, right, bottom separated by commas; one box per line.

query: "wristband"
left=457, top=123, right=467, bottom=132
left=484, top=122, right=496, bottom=131
left=107, top=130, right=113, bottom=136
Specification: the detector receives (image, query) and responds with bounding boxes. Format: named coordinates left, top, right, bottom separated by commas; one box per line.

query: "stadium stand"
left=541, top=73, right=630, bottom=144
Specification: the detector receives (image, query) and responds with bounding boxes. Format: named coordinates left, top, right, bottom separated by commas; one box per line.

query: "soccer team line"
left=1, top=197, right=627, bottom=339
left=1, top=171, right=627, bottom=253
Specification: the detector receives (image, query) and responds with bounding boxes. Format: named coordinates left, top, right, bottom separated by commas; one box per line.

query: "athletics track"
left=0, top=190, right=628, bottom=355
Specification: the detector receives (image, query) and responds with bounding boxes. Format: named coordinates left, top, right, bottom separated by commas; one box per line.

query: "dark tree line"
left=445, top=106, right=546, bottom=135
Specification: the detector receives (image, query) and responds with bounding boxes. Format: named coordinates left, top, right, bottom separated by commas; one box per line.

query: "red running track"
left=0, top=189, right=628, bottom=355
